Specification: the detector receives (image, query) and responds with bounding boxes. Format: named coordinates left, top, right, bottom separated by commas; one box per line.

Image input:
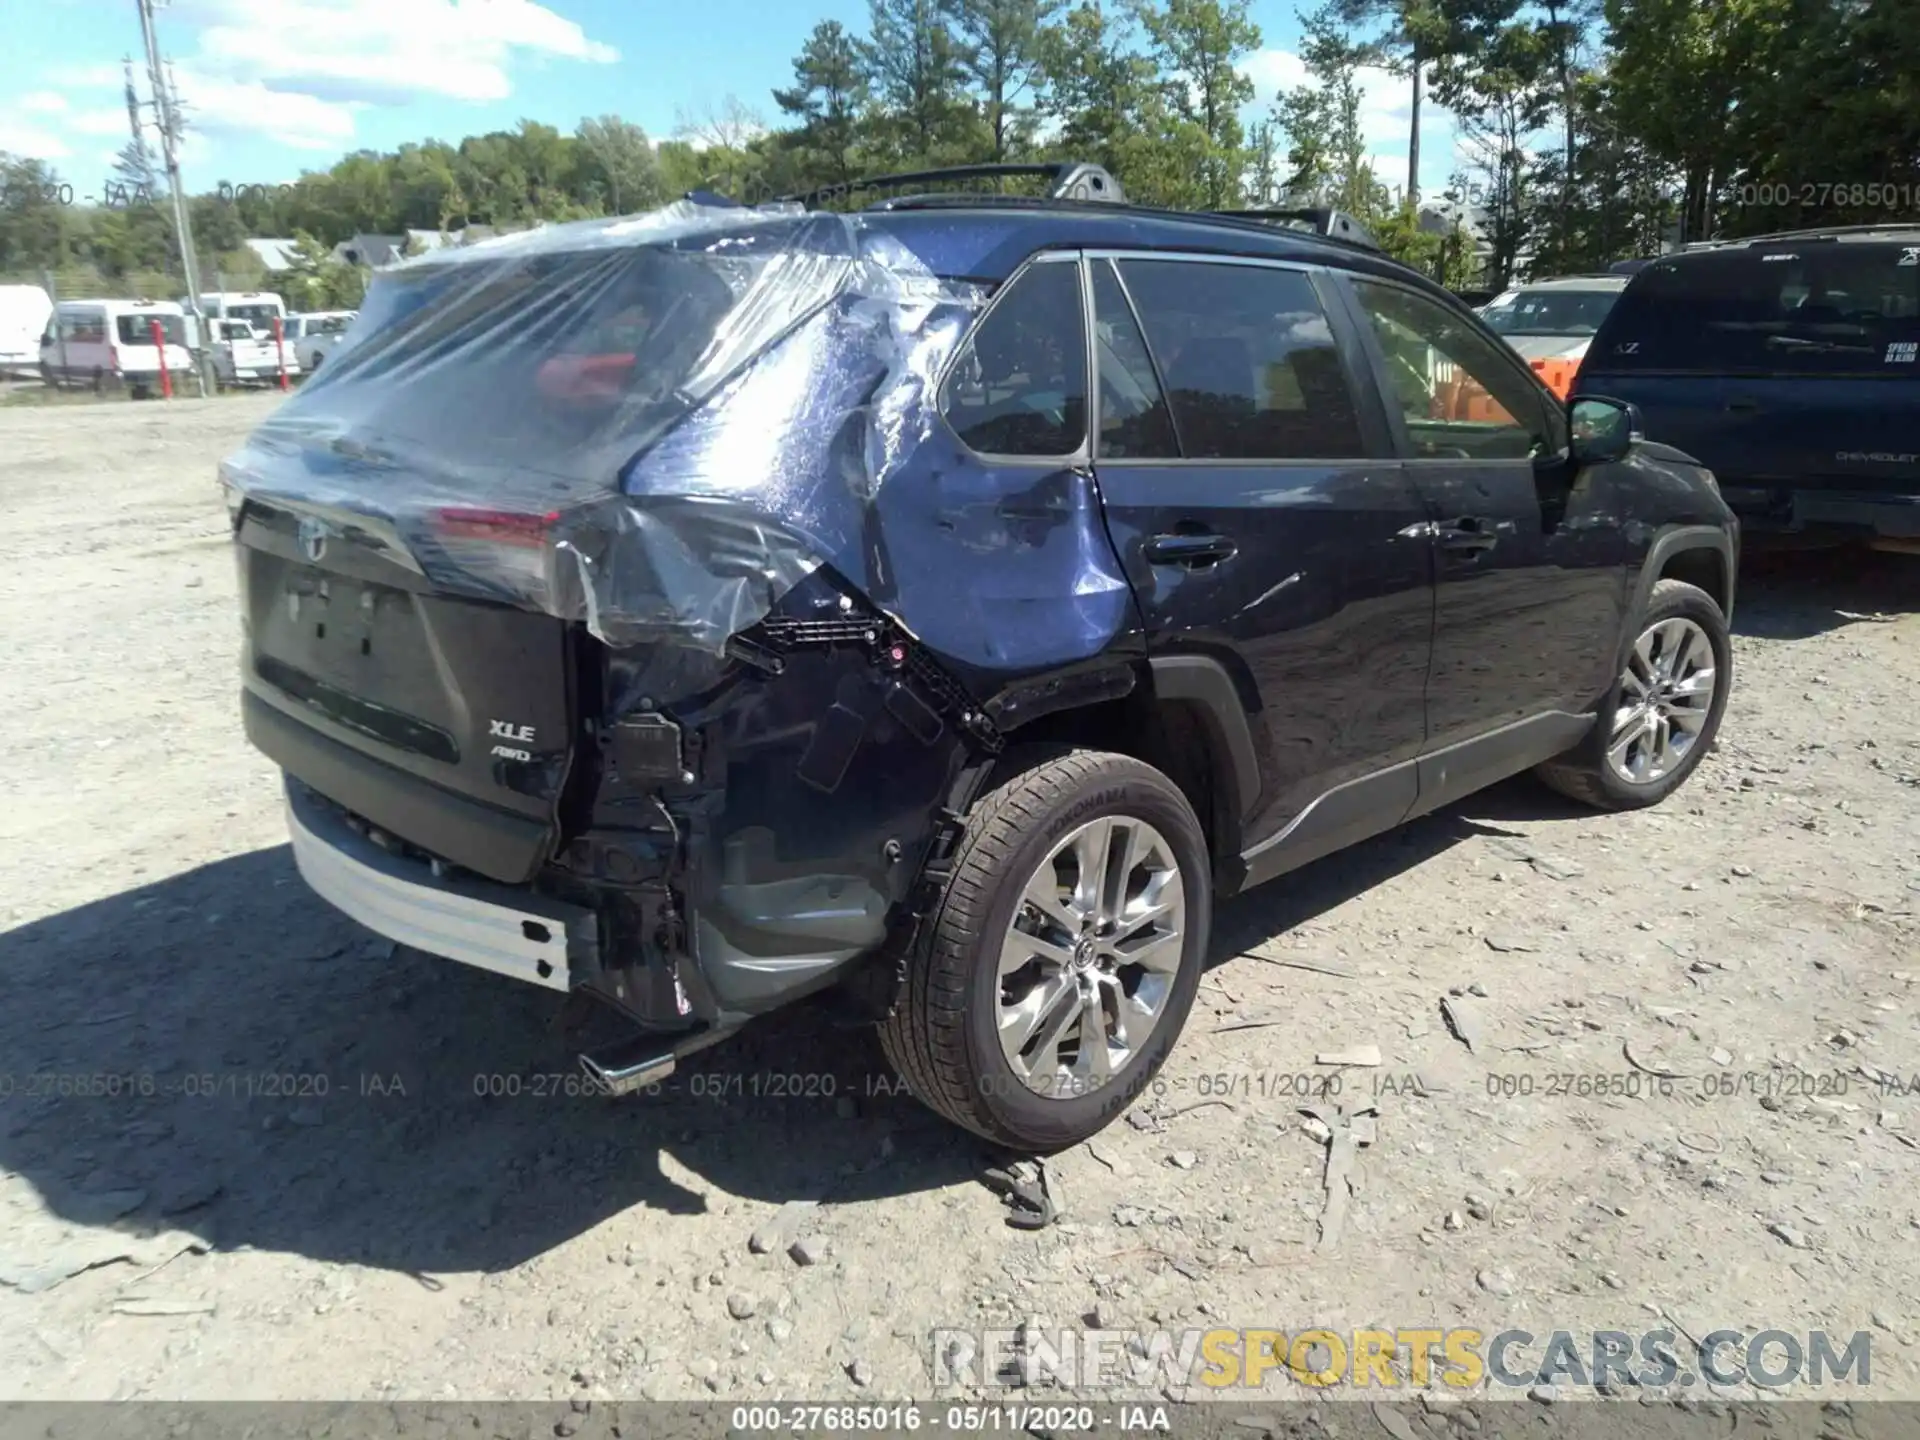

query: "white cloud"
left=18, top=0, right=620, bottom=171
left=44, top=63, right=124, bottom=88
left=170, top=66, right=361, bottom=152
left=1242, top=49, right=1312, bottom=97
left=1241, top=47, right=1466, bottom=198
left=0, top=122, right=72, bottom=160
left=70, top=108, right=133, bottom=138
left=190, top=0, right=619, bottom=105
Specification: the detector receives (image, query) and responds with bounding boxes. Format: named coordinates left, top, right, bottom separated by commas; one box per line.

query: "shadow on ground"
left=1733, top=544, right=1919, bottom=640
left=8, top=541, right=1878, bottom=1281
left=0, top=770, right=1582, bottom=1281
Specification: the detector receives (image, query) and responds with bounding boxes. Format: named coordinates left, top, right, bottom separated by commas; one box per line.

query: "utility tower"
left=133, top=0, right=211, bottom=395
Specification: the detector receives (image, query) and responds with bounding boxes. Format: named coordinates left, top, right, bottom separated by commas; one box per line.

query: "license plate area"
left=260, top=567, right=458, bottom=763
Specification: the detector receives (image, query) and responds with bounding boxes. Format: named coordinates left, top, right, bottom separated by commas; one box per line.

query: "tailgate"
left=237, top=497, right=578, bottom=883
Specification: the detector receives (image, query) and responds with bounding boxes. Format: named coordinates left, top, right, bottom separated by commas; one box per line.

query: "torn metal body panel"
left=222, top=200, right=1137, bottom=1039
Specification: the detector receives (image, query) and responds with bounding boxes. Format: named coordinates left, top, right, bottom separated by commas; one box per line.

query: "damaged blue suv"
left=222, top=164, right=1739, bottom=1149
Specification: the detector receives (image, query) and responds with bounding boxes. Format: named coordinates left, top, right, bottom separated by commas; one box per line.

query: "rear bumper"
left=286, top=779, right=597, bottom=992
left=1721, top=486, right=1920, bottom=539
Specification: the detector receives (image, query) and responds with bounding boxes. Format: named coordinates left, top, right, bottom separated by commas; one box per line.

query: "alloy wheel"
left=995, top=815, right=1186, bottom=1098
left=1607, top=616, right=1718, bottom=785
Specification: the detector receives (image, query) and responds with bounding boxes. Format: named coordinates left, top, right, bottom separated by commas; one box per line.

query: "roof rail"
left=1214, top=207, right=1382, bottom=252
left=1682, top=222, right=1920, bottom=250
left=780, top=162, right=1126, bottom=210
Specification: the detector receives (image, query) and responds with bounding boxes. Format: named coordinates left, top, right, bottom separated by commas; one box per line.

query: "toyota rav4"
left=222, top=164, right=1739, bottom=1150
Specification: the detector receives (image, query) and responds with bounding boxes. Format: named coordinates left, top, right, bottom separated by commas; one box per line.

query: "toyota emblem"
left=297, top=516, right=328, bottom=563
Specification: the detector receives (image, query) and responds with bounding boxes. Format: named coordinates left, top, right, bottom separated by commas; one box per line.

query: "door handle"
left=1144, top=532, right=1238, bottom=567
left=1726, top=396, right=1763, bottom=413
left=1435, top=517, right=1499, bottom=552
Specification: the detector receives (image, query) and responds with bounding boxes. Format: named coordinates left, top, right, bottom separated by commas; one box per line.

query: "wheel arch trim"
left=1636, top=524, right=1737, bottom=629
left=1145, top=653, right=1262, bottom=829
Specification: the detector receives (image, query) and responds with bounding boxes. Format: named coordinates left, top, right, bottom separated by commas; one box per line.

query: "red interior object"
left=535, top=351, right=637, bottom=401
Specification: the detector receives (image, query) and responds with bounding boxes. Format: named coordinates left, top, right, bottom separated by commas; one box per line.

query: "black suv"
left=1578, top=226, right=1920, bottom=546
left=223, top=164, right=1739, bottom=1150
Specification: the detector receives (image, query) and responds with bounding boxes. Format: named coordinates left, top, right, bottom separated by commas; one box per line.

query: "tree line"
left=1, top=0, right=1914, bottom=303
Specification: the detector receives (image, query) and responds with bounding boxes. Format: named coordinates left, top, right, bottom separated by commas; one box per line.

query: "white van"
left=40, top=299, right=194, bottom=396
left=0, top=285, right=53, bottom=376
left=284, top=310, right=357, bottom=371
left=184, top=291, right=287, bottom=345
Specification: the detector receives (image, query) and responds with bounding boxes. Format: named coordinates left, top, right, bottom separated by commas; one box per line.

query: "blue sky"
left=3, top=0, right=1459, bottom=205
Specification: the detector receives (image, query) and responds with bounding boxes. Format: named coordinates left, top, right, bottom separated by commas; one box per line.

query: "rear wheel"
left=1536, top=578, right=1731, bottom=810
left=879, top=747, right=1210, bottom=1150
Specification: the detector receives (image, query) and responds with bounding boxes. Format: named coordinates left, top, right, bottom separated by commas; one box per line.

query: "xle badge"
left=489, top=718, right=536, bottom=762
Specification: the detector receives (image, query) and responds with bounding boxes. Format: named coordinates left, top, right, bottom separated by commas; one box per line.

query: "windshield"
left=1481, top=287, right=1621, bottom=336
left=117, top=314, right=187, bottom=346
left=1593, top=244, right=1920, bottom=373
left=210, top=303, right=281, bottom=327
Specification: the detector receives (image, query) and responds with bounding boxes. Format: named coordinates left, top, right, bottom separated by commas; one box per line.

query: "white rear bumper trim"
left=285, top=785, right=589, bottom=992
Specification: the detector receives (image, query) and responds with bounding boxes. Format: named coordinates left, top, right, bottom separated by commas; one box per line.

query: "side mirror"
left=1569, top=395, right=1640, bottom=465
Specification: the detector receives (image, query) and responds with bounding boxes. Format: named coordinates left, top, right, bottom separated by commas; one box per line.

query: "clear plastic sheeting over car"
left=218, top=200, right=988, bottom=651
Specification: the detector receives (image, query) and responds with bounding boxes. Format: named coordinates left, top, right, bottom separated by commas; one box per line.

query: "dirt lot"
left=1, top=395, right=1916, bottom=1408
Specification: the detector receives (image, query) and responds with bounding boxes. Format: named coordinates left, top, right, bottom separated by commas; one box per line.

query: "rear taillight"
left=427, top=507, right=562, bottom=602
left=430, top=507, right=560, bottom=547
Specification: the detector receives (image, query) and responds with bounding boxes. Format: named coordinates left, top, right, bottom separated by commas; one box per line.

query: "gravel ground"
left=0, top=395, right=1915, bottom=1407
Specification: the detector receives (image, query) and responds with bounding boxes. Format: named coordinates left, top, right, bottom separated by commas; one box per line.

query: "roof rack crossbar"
left=1214, top=207, right=1382, bottom=252
left=780, top=162, right=1125, bottom=210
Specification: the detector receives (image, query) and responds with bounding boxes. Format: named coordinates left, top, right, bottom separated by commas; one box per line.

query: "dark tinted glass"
left=1593, top=244, right=1920, bottom=373
left=116, top=314, right=186, bottom=346
left=1117, top=260, right=1365, bottom=460
left=1091, top=261, right=1178, bottom=459
left=941, top=260, right=1088, bottom=456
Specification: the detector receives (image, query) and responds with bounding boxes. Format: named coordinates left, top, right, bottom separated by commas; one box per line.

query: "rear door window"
left=940, top=259, right=1088, bottom=457
left=1595, top=243, right=1920, bottom=374
left=1090, top=260, right=1178, bottom=459
left=1116, top=259, right=1366, bottom=460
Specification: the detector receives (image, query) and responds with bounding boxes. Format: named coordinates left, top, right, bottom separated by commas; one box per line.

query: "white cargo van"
left=40, top=299, right=194, bottom=396
left=0, top=285, right=53, bottom=376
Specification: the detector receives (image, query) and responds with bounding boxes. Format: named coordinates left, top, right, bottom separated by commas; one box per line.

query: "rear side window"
left=1091, top=261, right=1178, bottom=459
left=1595, top=244, right=1920, bottom=374
left=941, top=260, right=1088, bottom=457
left=1117, top=259, right=1366, bottom=460
left=116, top=314, right=186, bottom=346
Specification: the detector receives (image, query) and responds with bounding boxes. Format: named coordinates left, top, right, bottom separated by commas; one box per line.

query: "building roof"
left=332, top=233, right=407, bottom=267
left=244, top=237, right=303, bottom=273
